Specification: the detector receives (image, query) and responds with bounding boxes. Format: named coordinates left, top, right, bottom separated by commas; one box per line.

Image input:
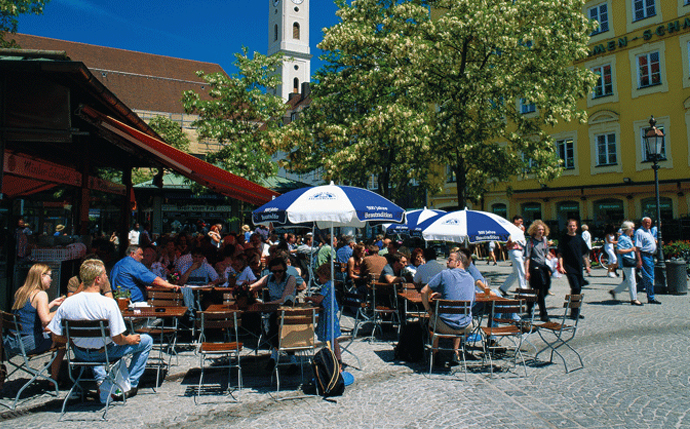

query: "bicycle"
left=590, top=246, right=615, bottom=269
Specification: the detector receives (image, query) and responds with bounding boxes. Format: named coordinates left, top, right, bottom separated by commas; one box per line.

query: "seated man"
left=110, top=245, right=179, bottom=303
left=67, top=254, right=113, bottom=298
left=178, top=247, right=221, bottom=286
left=380, top=252, right=409, bottom=284
left=48, top=259, right=152, bottom=399
left=421, top=252, right=475, bottom=363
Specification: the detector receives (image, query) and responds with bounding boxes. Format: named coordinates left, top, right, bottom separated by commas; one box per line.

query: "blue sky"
left=18, top=0, right=341, bottom=75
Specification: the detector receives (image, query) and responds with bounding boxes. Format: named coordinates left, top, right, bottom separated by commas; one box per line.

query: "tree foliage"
left=147, top=115, right=190, bottom=152
left=182, top=47, right=285, bottom=183
left=277, top=0, right=596, bottom=208
left=0, top=0, right=49, bottom=47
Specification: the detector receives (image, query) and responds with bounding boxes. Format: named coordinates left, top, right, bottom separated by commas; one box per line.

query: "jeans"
left=639, top=254, right=655, bottom=301
left=500, top=249, right=526, bottom=293
left=73, top=334, right=153, bottom=388
left=564, top=268, right=583, bottom=318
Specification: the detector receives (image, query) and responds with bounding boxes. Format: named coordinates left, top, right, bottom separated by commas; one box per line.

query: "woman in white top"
left=603, top=224, right=618, bottom=278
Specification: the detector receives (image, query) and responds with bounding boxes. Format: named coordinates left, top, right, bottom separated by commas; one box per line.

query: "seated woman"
left=346, top=244, right=366, bottom=290
left=249, top=258, right=297, bottom=368
left=306, top=264, right=342, bottom=366
left=4, top=263, right=66, bottom=380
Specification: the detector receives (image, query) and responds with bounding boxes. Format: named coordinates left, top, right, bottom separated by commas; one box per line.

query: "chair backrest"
left=372, top=281, right=398, bottom=308
left=564, top=294, right=584, bottom=313
left=0, top=310, right=20, bottom=333
left=147, top=288, right=184, bottom=307
left=430, top=299, right=471, bottom=333
left=62, top=319, right=112, bottom=342
left=1, top=310, right=26, bottom=357
left=491, top=299, right=524, bottom=318
left=278, top=307, right=317, bottom=350
left=199, top=310, right=240, bottom=344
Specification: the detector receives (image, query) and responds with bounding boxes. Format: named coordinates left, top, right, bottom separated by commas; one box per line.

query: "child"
left=306, top=264, right=342, bottom=366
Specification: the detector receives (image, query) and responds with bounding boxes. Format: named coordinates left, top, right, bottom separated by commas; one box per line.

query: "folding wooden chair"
left=534, top=294, right=585, bottom=373
left=271, top=307, right=317, bottom=398
left=481, top=299, right=528, bottom=377
left=195, top=310, right=242, bottom=404
left=426, top=300, right=472, bottom=380
left=512, top=288, right=539, bottom=356
left=370, top=281, right=401, bottom=341
left=60, top=319, right=125, bottom=421
left=0, top=310, right=59, bottom=410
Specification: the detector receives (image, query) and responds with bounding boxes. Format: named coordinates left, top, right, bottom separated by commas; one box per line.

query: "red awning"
left=79, top=105, right=280, bottom=206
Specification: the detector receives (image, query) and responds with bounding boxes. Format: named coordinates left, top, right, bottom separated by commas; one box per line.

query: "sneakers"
left=608, top=272, right=616, bottom=278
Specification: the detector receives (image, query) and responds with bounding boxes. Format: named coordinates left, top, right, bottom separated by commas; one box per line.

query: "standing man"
left=581, top=224, right=592, bottom=277
left=635, top=217, right=661, bottom=304
left=557, top=219, right=591, bottom=319
left=110, top=245, right=179, bottom=303
left=499, top=215, right=527, bottom=295
left=128, top=223, right=140, bottom=246
left=48, top=259, right=152, bottom=399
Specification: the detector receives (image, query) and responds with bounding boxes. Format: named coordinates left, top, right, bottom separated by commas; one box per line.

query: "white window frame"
left=595, top=133, right=617, bottom=167
left=588, top=110, right=622, bottom=175
left=636, top=51, right=661, bottom=89
left=626, top=0, right=661, bottom=33
left=680, top=35, right=690, bottom=89
left=367, top=174, right=379, bottom=190
left=592, top=64, right=614, bottom=99
left=589, top=3, right=609, bottom=35
left=585, top=54, right=618, bottom=107
left=557, top=138, right=575, bottom=170
left=633, top=116, right=673, bottom=172
left=632, top=0, right=656, bottom=22
left=628, top=41, right=667, bottom=99
left=445, top=165, right=456, bottom=183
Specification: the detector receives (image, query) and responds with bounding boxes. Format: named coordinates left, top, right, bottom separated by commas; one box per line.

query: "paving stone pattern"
left=2, top=262, right=689, bottom=429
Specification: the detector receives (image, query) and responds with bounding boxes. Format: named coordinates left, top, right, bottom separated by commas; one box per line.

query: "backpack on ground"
left=311, top=343, right=344, bottom=398
left=394, top=321, right=425, bottom=362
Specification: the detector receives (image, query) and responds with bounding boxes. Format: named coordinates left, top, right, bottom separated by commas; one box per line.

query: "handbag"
left=622, top=257, right=636, bottom=268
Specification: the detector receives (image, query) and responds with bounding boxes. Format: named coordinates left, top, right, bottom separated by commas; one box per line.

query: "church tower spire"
left=268, top=0, right=311, bottom=102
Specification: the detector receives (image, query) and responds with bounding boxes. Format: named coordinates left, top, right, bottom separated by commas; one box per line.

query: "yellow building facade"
left=429, top=0, right=690, bottom=237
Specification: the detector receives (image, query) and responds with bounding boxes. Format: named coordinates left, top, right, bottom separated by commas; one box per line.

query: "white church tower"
left=268, top=0, right=311, bottom=102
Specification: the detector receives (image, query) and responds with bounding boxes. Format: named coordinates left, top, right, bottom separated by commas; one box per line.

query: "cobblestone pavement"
left=2, top=262, right=689, bottom=428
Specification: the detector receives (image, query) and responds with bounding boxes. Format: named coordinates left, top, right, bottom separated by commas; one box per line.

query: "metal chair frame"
left=426, top=299, right=472, bottom=380
left=481, top=299, right=528, bottom=378
left=534, top=294, right=585, bottom=373
left=60, top=319, right=126, bottom=421
left=369, top=281, right=401, bottom=341
left=271, top=307, right=318, bottom=399
left=195, top=310, right=242, bottom=404
left=0, top=310, right=59, bottom=410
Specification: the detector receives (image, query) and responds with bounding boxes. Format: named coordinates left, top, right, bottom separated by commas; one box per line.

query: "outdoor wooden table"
left=121, top=306, right=188, bottom=319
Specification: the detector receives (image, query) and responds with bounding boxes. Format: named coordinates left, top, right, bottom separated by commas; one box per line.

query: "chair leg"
left=12, top=352, right=59, bottom=410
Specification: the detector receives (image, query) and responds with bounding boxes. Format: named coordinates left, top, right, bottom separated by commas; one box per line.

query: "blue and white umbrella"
left=252, top=182, right=406, bottom=229
left=418, top=209, right=525, bottom=244
left=383, top=207, right=446, bottom=237
left=252, top=182, right=405, bottom=349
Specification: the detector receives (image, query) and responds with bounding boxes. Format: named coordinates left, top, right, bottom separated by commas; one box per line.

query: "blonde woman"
left=4, top=263, right=65, bottom=380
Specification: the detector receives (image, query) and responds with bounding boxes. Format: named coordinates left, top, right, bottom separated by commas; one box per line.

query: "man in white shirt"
left=500, top=215, right=527, bottom=294
left=635, top=217, right=660, bottom=304
left=128, top=223, right=140, bottom=246
left=48, top=259, right=152, bottom=399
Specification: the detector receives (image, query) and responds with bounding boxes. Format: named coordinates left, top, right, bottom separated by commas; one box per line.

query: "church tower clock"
left=268, top=0, right=311, bottom=102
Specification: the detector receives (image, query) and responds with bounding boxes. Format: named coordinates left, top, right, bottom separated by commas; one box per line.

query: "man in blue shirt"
left=336, top=236, right=355, bottom=264
left=110, top=245, right=179, bottom=302
left=421, top=252, right=475, bottom=362
left=635, top=217, right=661, bottom=304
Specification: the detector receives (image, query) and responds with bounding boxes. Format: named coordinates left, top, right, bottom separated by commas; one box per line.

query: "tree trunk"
left=454, top=156, right=466, bottom=210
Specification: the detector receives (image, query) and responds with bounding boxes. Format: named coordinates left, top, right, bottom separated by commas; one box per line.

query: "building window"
left=633, top=0, right=656, bottom=21
left=596, top=133, right=617, bottom=166
left=641, top=197, right=673, bottom=221
left=274, top=24, right=278, bottom=42
left=557, top=138, right=575, bottom=170
left=446, top=165, right=456, bottom=183
left=637, top=51, right=661, bottom=88
left=519, top=99, right=536, bottom=114
left=640, top=124, right=666, bottom=161
left=367, top=174, right=379, bottom=190
left=293, top=22, right=300, bottom=39
left=589, top=3, right=609, bottom=34
left=293, top=78, right=299, bottom=93
left=491, top=203, right=507, bottom=219
left=592, top=64, right=613, bottom=98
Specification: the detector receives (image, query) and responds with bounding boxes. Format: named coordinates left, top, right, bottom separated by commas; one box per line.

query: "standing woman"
left=524, top=220, right=552, bottom=322
left=3, top=263, right=66, bottom=380
left=603, top=224, right=619, bottom=278
left=610, top=221, right=643, bottom=306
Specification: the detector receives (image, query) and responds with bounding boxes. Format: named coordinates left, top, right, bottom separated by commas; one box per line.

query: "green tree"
left=420, top=0, right=597, bottom=208
left=147, top=116, right=190, bottom=152
left=0, top=0, right=50, bottom=47
left=276, top=0, right=437, bottom=201
left=279, top=0, right=596, bottom=208
left=182, top=47, right=285, bottom=183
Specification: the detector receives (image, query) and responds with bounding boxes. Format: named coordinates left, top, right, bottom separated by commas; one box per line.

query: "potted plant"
left=231, top=283, right=255, bottom=309
left=113, top=286, right=131, bottom=311
left=663, top=241, right=690, bottom=261
left=662, top=241, right=689, bottom=295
